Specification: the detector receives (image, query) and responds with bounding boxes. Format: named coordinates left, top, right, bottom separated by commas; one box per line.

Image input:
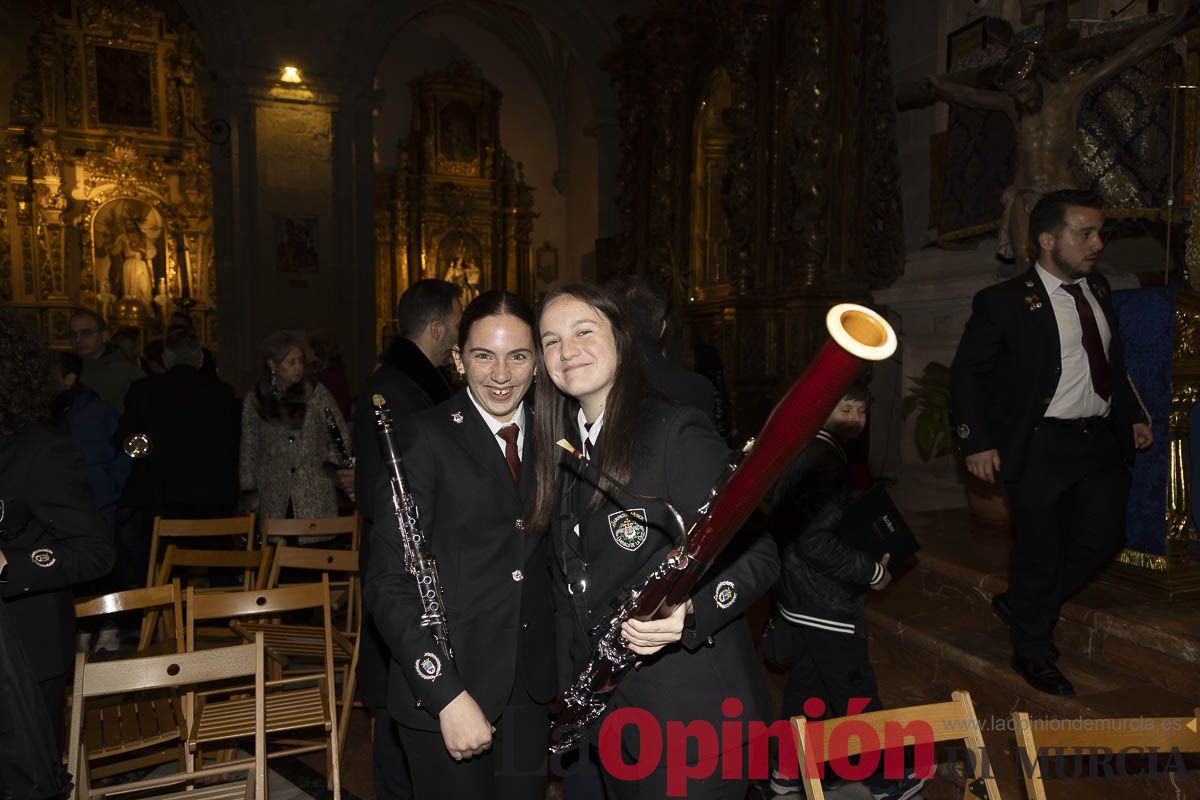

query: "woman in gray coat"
left=239, top=330, right=350, bottom=520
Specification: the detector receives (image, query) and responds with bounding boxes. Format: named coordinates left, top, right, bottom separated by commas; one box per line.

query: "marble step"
left=865, top=549, right=1200, bottom=800
left=889, top=509, right=1200, bottom=700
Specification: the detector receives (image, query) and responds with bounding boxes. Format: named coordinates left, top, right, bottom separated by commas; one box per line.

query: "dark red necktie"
left=1060, top=282, right=1112, bottom=401
left=498, top=424, right=520, bottom=482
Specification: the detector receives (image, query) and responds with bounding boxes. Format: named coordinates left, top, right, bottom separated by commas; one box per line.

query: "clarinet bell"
left=123, top=433, right=153, bottom=459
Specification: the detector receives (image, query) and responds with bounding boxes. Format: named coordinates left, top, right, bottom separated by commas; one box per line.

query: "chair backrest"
left=147, top=514, right=256, bottom=589
left=1013, top=708, right=1200, bottom=800
left=262, top=513, right=360, bottom=548
left=266, top=541, right=360, bottom=635
left=74, top=580, right=184, bottom=654
left=67, top=634, right=266, bottom=800
left=155, top=544, right=273, bottom=593
left=186, top=576, right=333, bottom=652
left=792, top=690, right=1000, bottom=800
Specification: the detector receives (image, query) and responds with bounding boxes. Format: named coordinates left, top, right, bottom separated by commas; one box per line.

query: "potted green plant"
left=902, top=361, right=1010, bottom=526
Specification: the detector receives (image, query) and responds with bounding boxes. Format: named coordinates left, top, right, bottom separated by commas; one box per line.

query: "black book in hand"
left=836, top=483, right=920, bottom=567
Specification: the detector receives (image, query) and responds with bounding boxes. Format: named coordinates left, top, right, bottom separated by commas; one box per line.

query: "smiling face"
left=268, top=346, right=305, bottom=389
left=539, top=295, right=619, bottom=421
left=453, top=313, right=535, bottom=423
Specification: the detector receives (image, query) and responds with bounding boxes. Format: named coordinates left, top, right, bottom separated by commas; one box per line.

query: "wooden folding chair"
left=1013, top=707, right=1200, bottom=799
left=148, top=515, right=257, bottom=590
left=260, top=540, right=361, bottom=755
left=186, top=578, right=341, bottom=798
left=67, top=634, right=266, bottom=800
left=793, top=690, right=1001, bottom=799
left=261, top=513, right=360, bottom=549
left=71, top=581, right=187, bottom=779
left=155, top=545, right=273, bottom=593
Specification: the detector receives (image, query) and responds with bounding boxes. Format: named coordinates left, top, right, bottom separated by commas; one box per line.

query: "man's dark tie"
left=498, top=424, right=520, bottom=482
left=1060, top=282, right=1112, bottom=401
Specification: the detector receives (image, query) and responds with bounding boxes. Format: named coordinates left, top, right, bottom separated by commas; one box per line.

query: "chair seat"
left=230, top=622, right=354, bottom=665
left=85, top=693, right=183, bottom=759
left=101, top=777, right=250, bottom=800
left=191, top=685, right=330, bottom=747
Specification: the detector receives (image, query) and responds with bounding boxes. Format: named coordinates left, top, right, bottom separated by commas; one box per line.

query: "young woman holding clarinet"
left=365, top=290, right=556, bottom=799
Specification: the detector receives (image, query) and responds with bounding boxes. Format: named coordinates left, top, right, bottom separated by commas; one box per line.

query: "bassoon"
left=549, top=303, right=897, bottom=753
left=372, top=394, right=454, bottom=661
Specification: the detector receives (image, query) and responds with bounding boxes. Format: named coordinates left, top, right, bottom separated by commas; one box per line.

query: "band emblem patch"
left=957, top=424, right=970, bottom=440
left=451, top=412, right=464, bottom=424
left=608, top=508, right=649, bottom=552
left=415, top=653, right=442, bottom=681
left=714, top=580, right=737, bottom=609
left=31, top=548, right=55, bottom=568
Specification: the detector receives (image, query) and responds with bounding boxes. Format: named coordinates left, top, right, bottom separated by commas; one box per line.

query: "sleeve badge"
left=957, top=424, right=970, bottom=440
left=714, top=580, right=737, bottom=609
left=415, top=652, right=442, bottom=681
left=608, top=508, right=649, bottom=551
left=31, top=548, right=55, bottom=567
left=451, top=412, right=464, bottom=424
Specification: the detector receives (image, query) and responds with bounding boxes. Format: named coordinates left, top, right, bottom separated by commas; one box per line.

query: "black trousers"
left=394, top=678, right=548, bottom=800
left=372, top=707, right=413, bottom=800
left=1006, top=420, right=1130, bottom=661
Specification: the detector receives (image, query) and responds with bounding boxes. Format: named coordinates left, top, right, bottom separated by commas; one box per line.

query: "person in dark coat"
left=531, top=283, right=779, bottom=800
left=115, top=330, right=239, bottom=590
left=763, top=385, right=926, bottom=799
left=353, top=278, right=462, bottom=800
left=951, top=189, right=1152, bottom=697
left=605, top=275, right=717, bottom=424
left=366, top=291, right=554, bottom=799
left=0, top=309, right=115, bottom=740
left=51, top=351, right=127, bottom=517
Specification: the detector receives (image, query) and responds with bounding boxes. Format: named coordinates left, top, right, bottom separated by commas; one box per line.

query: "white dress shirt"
left=1035, top=262, right=1112, bottom=419
left=465, top=389, right=526, bottom=458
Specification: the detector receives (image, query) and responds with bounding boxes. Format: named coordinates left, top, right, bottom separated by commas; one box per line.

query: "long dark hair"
left=529, top=282, right=647, bottom=532
left=253, top=330, right=312, bottom=428
left=0, top=309, right=55, bottom=438
left=457, top=290, right=536, bottom=350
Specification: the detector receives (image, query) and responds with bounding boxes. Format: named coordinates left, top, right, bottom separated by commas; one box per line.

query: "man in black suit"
left=353, top=279, right=461, bottom=799
left=951, top=189, right=1152, bottom=696
left=0, top=308, right=114, bottom=739
left=115, top=331, right=239, bottom=589
left=606, top=275, right=717, bottom=423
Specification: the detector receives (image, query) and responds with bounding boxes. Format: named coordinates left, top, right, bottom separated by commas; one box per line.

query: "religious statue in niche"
left=93, top=199, right=166, bottom=312
left=914, top=1, right=1198, bottom=273
left=437, top=231, right=484, bottom=303
left=440, top=102, right=477, bottom=163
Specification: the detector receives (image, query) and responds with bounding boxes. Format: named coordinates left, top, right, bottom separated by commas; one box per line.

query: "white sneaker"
left=76, top=631, right=93, bottom=653
left=94, top=625, right=120, bottom=653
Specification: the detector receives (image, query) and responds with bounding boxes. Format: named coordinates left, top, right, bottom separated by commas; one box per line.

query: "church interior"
left=3, top=0, right=1200, bottom=798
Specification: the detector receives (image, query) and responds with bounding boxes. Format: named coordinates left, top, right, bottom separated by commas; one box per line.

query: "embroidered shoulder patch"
left=451, top=412, right=464, bottom=424
left=415, top=652, right=442, bottom=681
left=608, top=508, right=649, bottom=552
left=957, top=424, right=970, bottom=440
left=714, top=580, right=737, bottom=609
left=31, top=548, right=55, bottom=568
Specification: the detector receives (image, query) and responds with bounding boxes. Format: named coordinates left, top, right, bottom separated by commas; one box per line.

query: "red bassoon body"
left=549, top=304, right=898, bottom=753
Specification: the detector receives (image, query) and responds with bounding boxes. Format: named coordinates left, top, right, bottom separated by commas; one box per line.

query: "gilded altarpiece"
left=606, top=0, right=903, bottom=437
left=374, top=62, right=536, bottom=345
left=1, top=0, right=216, bottom=348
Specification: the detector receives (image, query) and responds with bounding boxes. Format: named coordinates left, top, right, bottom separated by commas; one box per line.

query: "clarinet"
left=548, top=303, right=898, bottom=754
left=323, top=406, right=354, bottom=468
left=371, top=394, right=454, bottom=661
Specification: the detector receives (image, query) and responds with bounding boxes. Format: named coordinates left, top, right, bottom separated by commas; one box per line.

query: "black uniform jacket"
left=117, top=365, right=239, bottom=514
left=951, top=267, right=1149, bottom=482
left=364, top=390, right=555, bottom=731
left=769, top=431, right=882, bottom=637
left=553, top=396, right=778, bottom=755
left=354, top=337, right=454, bottom=708
left=0, top=423, right=114, bottom=680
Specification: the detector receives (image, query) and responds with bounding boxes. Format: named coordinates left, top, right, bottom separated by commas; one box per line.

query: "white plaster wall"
left=252, top=101, right=337, bottom=346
